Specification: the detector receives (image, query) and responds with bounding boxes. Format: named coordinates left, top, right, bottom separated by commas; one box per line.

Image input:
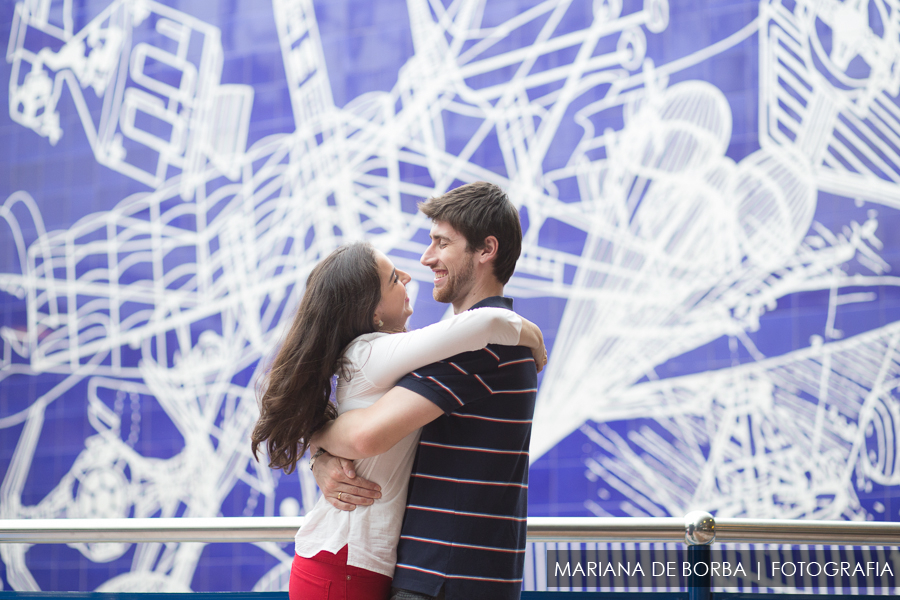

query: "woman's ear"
left=478, top=235, right=499, bottom=264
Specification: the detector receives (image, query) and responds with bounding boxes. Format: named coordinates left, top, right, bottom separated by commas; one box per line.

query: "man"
left=311, top=181, right=544, bottom=599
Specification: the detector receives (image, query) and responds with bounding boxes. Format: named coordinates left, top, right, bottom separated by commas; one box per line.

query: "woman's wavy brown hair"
left=251, top=242, right=382, bottom=473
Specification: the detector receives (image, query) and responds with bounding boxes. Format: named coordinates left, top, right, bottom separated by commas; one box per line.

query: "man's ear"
left=478, top=236, right=499, bottom=265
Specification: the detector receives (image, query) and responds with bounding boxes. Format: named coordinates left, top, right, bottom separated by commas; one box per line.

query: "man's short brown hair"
left=419, top=182, right=522, bottom=285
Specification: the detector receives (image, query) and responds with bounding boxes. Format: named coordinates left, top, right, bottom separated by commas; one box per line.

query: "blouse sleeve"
left=358, top=307, right=523, bottom=389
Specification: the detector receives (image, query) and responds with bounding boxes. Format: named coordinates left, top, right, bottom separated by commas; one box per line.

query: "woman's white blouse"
left=293, top=307, right=523, bottom=577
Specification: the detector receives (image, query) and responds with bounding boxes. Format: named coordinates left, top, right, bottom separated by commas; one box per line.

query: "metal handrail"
left=0, top=517, right=305, bottom=544
left=714, top=518, right=900, bottom=545
left=2, top=514, right=900, bottom=546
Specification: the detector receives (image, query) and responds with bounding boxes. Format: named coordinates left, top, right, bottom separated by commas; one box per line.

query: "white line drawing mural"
left=575, top=319, right=900, bottom=521
left=1, top=0, right=900, bottom=592
left=7, top=0, right=254, bottom=197
left=534, top=0, right=900, bottom=522
left=760, top=0, right=900, bottom=206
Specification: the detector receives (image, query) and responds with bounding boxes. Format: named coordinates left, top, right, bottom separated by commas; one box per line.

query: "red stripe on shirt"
left=448, top=362, right=469, bottom=374
left=400, top=535, right=526, bottom=553
left=420, top=441, right=528, bottom=455
left=395, top=564, right=523, bottom=583
left=499, top=357, right=535, bottom=367
left=411, top=473, right=527, bottom=488
left=452, top=413, right=533, bottom=424
left=405, top=505, right=527, bottom=521
left=427, top=376, right=464, bottom=405
left=474, top=374, right=538, bottom=395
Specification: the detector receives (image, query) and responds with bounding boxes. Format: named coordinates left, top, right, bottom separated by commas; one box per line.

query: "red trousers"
left=289, top=545, right=392, bottom=600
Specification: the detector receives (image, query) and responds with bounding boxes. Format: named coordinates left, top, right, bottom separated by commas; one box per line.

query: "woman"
left=251, top=242, right=545, bottom=600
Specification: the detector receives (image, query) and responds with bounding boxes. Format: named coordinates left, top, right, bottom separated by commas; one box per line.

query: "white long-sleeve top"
left=294, top=307, right=524, bottom=577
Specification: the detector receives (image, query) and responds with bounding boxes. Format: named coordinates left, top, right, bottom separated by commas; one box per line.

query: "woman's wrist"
left=308, top=447, right=327, bottom=471
left=309, top=448, right=325, bottom=471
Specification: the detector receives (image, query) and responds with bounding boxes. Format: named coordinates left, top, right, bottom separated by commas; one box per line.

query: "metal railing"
left=2, top=511, right=899, bottom=546
left=2, top=512, right=899, bottom=599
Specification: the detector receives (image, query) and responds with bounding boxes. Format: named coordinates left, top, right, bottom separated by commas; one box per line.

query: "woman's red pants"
left=289, top=545, right=392, bottom=600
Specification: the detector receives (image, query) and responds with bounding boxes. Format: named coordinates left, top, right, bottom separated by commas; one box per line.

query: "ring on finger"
left=338, top=491, right=343, bottom=501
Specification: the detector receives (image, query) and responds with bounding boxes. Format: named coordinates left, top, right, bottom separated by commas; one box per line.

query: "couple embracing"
left=252, top=182, right=546, bottom=600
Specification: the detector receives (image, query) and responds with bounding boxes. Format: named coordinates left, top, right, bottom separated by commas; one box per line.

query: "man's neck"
left=451, top=279, right=505, bottom=314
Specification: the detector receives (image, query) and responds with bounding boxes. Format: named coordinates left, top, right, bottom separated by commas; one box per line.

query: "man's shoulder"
left=467, top=295, right=514, bottom=312
left=399, top=345, right=498, bottom=378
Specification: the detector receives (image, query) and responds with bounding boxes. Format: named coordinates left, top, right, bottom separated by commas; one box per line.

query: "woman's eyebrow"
left=391, top=268, right=397, bottom=281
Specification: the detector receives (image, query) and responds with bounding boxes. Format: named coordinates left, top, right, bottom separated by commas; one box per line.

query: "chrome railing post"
left=685, top=511, right=716, bottom=600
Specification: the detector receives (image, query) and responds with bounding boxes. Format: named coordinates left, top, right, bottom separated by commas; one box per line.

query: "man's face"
left=421, top=220, right=476, bottom=305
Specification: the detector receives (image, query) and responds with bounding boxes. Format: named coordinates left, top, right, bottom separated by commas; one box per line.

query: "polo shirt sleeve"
left=395, top=350, right=503, bottom=415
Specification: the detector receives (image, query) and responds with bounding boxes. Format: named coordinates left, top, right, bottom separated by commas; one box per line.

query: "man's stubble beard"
left=433, top=252, right=476, bottom=304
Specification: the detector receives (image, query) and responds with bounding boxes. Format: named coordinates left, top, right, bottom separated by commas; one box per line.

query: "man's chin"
left=432, top=286, right=454, bottom=304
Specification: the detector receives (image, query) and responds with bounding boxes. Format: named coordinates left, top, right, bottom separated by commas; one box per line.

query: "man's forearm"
left=313, top=387, right=444, bottom=459
left=312, top=409, right=374, bottom=459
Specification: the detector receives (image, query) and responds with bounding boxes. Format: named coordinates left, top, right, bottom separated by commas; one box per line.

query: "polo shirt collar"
left=467, top=295, right=513, bottom=311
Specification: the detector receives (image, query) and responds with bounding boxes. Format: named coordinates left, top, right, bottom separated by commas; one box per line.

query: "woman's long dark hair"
left=251, top=242, right=382, bottom=473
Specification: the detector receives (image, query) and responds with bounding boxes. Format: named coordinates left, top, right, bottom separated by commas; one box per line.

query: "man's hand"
left=311, top=451, right=382, bottom=511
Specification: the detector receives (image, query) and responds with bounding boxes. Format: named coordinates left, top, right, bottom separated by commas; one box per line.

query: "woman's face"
left=373, top=250, right=412, bottom=331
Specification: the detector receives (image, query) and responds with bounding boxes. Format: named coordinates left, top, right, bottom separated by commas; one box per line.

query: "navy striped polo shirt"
left=391, top=296, right=538, bottom=600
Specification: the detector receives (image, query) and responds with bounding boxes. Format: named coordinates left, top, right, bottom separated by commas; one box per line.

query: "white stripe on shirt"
left=420, top=440, right=528, bottom=455
left=411, top=473, right=527, bottom=488
left=405, top=504, right=527, bottom=521
left=400, top=535, right=526, bottom=553
left=395, top=563, right=524, bottom=583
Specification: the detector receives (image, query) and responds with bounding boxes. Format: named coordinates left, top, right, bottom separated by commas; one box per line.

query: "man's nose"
left=421, top=245, right=436, bottom=266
